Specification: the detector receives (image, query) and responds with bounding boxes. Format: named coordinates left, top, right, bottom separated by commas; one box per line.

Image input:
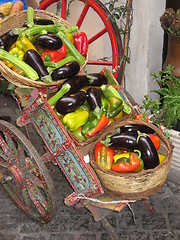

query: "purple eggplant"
left=55, top=91, right=86, bottom=114
left=59, top=73, right=108, bottom=94
left=61, top=75, right=89, bottom=94
left=86, top=87, right=102, bottom=111
left=51, top=61, right=80, bottom=81
left=23, top=18, right=54, bottom=27
left=120, top=124, right=155, bottom=134
left=24, top=49, right=52, bottom=83
left=34, top=34, right=63, bottom=50
left=137, top=134, right=159, bottom=169
left=109, top=132, right=138, bottom=150
left=0, top=30, right=19, bottom=51
left=87, top=73, right=108, bottom=86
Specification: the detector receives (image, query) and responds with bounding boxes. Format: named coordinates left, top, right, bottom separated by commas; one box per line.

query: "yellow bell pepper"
left=65, top=33, right=74, bottom=53
left=113, top=152, right=131, bottom=163
left=63, top=108, right=89, bottom=131
left=16, top=36, right=37, bottom=52
left=3, top=46, right=25, bottom=69
left=9, top=47, right=24, bottom=60
left=158, top=153, right=166, bottom=164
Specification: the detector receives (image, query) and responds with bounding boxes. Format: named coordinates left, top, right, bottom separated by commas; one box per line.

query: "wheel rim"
left=39, top=0, right=123, bottom=82
left=0, top=120, right=57, bottom=223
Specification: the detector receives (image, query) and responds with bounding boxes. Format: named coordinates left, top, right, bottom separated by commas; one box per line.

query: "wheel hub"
left=8, top=165, right=23, bottom=185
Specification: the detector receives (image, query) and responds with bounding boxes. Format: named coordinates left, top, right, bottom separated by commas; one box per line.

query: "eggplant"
left=55, top=91, right=86, bottom=114
left=109, top=132, right=138, bottom=150
left=0, top=30, right=19, bottom=51
left=120, top=124, right=155, bottom=134
left=23, top=18, right=54, bottom=27
left=138, top=135, right=159, bottom=169
left=51, top=61, right=80, bottom=81
left=59, top=73, right=108, bottom=94
left=86, top=87, right=102, bottom=111
left=61, top=75, right=89, bottom=94
left=24, top=49, right=52, bottom=82
left=87, top=73, right=108, bottom=86
left=34, top=34, right=63, bottom=50
left=34, top=18, right=54, bottom=25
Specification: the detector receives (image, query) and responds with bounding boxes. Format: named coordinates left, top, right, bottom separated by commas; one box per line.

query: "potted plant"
left=141, top=64, right=180, bottom=185
left=141, top=64, right=180, bottom=131
left=160, top=8, right=180, bottom=77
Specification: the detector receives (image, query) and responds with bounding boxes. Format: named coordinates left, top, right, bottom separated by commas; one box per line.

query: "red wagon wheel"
left=0, top=120, right=57, bottom=223
left=39, top=0, right=123, bottom=83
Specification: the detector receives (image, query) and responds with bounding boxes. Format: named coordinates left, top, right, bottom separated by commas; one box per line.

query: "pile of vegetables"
left=94, top=123, right=166, bottom=173
left=0, top=1, right=24, bottom=20
left=0, top=7, right=88, bottom=83
left=48, top=72, right=132, bottom=141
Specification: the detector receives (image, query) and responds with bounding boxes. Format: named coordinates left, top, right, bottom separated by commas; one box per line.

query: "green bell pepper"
left=108, top=96, right=123, bottom=110
left=100, top=85, right=132, bottom=114
left=72, top=127, right=86, bottom=141
left=81, top=114, right=98, bottom=138
left=101, top=97, right=109, bottom=115
left=107, top=104, right=124, bottom=118
left=81, top=114, right=109, bottom=138
left=106, top=96, right=124, bottom=118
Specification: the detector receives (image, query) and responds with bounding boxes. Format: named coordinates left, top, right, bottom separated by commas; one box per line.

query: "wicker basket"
left=89, top=119, right=173, bottom=200
left=0, top=10, right=88, bottom=88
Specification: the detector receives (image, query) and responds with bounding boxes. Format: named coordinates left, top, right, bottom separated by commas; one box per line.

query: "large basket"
left=0, top=10, right=88, bottom=88
left=89, top=119, right=173, bottom=200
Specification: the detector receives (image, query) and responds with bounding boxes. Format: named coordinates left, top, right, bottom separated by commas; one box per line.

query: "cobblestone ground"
left=0, top=94, right=180, bottom=240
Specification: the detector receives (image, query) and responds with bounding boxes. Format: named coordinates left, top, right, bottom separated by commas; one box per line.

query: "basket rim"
left=89, top=119, right=173, bottom=177
left=0, top=9, right=88, bottom=88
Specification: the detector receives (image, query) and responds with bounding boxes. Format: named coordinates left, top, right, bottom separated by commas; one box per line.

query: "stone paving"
left=0, top=93, right=180, bottom=240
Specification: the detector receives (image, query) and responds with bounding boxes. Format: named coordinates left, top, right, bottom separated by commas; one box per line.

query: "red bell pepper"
left=86, top=114, right=109, bottom=138
left=148, top=134, right=160, bottom=150
left=73, top=32, right=88, bottom=57
left=111, top=152, right=140, bottom=172
left=94, top=142, right=114, bottom=170
left=135, top=113, right=149, bottom=122
left=41, top=42, right=67, bottom=62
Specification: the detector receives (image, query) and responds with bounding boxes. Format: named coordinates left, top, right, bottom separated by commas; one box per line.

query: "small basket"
left=89, top=119, right=173, bottom=200
left=0, top=10, right=88, bottom=88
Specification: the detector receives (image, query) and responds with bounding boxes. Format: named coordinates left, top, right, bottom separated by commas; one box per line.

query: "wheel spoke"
left=17, top=143, right=26, bottom=168
left=87, top=59, right=113, bottom=66
left=88, top=28, right=107, bottom=45
left=22, top=186, right=32, bottom=212
left=61, top=0, right=67, bottom=19
left=0, top=149, right=11, bottom=167
left=76, top=4, right=89, bottom=28
left=0, top=134, right=16, bottom=164
left=25, top=170, right=47, bottom=190
left=0, top=157, right=9, bottom=168
left=27, top=179, right=48, bottom=214
left=3, top=131, right=18, bottom=159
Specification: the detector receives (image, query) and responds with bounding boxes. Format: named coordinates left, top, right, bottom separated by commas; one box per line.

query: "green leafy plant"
left=141, top=64, right=180, bottom=130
